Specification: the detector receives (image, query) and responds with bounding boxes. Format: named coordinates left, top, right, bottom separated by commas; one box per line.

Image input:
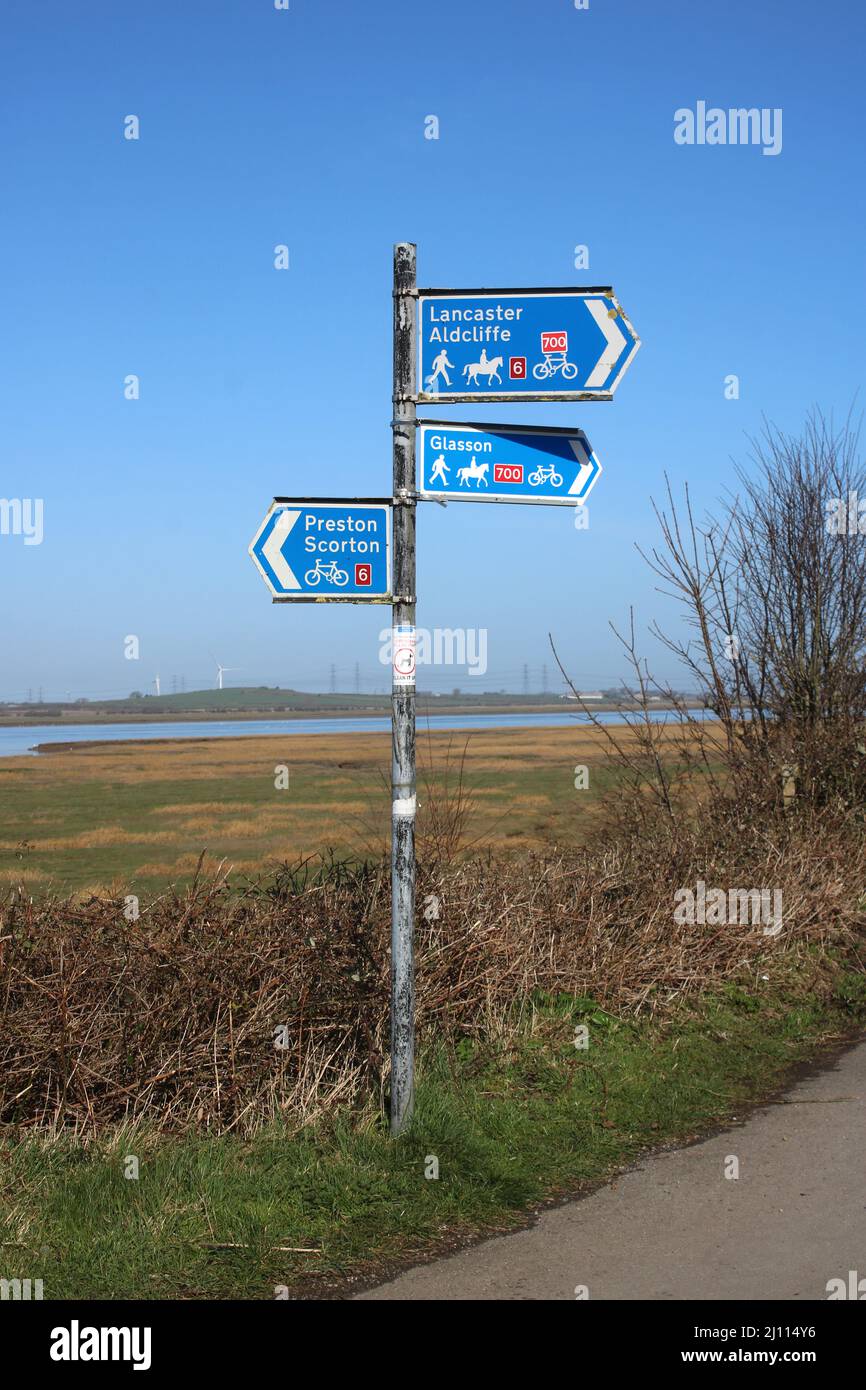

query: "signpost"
left=418, top=287, right=640, bottom=401
left=418, top=421, right=601, bottom=506
left=249, top=245, right=640, bottom=1136
left=390, top=245, right=417, bottom=1137
left=249, top=500, right=392, bottom=602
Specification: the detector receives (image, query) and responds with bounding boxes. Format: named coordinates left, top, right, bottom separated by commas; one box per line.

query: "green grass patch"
left=2, top=962, right=863, bottom=1300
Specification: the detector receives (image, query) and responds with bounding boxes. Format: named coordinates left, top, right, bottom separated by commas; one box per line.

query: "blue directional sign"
left=418, top=287, right=639, bottom=401
left=249, top=500, right=392, bottom=601
left=418, top=422, right=601, bottom=506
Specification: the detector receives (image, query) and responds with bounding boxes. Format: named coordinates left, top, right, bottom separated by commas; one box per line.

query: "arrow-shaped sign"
left=262, top=508, right=301, bottom=590
left=566, top=433, right=601, bottom=497
left=418, top=286, right=640, bottom=401
left=583, top=299, right=628, bottom=390
left=417, top=422, right=602, bottom=506
left=249, top=499, right=392, bottom=601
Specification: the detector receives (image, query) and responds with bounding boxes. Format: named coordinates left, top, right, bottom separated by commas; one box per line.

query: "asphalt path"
left=359, top=1040, right=866, bottom=1300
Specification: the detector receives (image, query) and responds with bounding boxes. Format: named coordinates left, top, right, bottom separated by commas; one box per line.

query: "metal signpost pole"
left=390, top=242, right=417, bottom=1135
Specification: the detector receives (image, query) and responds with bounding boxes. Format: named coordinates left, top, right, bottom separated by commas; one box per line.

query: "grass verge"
left=3, top=954, right=864, bottom=1300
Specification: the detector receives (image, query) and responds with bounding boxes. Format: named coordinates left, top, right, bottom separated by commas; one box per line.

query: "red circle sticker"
left=393, top=625, right=417, bottom=686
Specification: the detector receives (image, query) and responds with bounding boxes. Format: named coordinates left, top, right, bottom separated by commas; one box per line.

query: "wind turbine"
left=154, top=674, right=161, bottom=697
left=215, top=662, right=240, bottom=691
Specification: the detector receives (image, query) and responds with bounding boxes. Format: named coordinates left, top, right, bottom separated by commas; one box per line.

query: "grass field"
left=0, top=724, right=633, bottom=894
left=2, top=721, right=863, bottom=1302
left=4, top=969, right=864, bottom=1299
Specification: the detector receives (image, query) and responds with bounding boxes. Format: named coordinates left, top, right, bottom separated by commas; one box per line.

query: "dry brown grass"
left=1, top=790, right=862, bottom=1137
left=1, top=723, right=703, bottom=892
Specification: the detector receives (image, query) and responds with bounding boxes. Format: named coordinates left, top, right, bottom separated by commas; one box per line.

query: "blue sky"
left=1, top=0, right=864, bottom=698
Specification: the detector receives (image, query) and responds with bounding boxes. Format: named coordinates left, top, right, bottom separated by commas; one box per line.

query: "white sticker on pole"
left=393, top=623, right=416, bottom=687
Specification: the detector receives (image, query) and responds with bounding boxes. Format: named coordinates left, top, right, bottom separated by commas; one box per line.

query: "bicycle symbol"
left=305, top=558, right=349, bottom=587
left=529, top=463, right=564, bottom=488
left=532, top=352, right=579, bottom=382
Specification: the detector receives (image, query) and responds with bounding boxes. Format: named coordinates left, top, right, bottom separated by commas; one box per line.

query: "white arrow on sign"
left=584, top=298, right=628, bottom=390
left=567, top=437, right=598, bottom=496
left=262, top=508, right=301, bottom=590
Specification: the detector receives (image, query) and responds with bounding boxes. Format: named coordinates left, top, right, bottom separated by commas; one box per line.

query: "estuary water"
left=0, top=708, right=705, bottom=759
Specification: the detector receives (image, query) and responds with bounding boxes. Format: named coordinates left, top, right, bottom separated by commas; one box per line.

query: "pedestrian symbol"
left=424, top=350, right=455, bottom=392
left=429, top=454, right=450, bottom=485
